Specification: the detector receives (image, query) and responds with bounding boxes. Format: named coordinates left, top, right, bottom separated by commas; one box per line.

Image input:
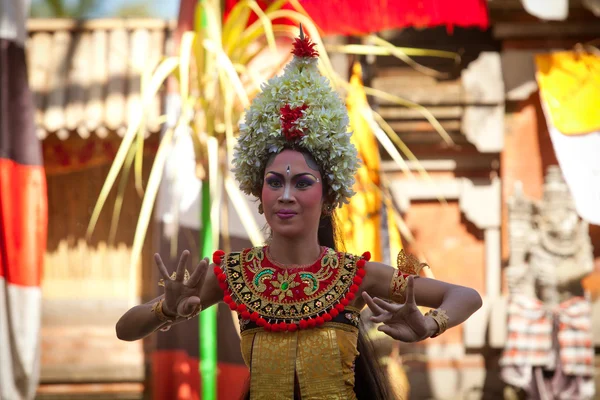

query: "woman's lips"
left=276, top=211, right=297, bottom=219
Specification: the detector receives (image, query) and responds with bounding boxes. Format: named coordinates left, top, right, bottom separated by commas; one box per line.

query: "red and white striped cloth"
left=1, top=2, right=48, bottom=398
left=500, top=294, right=594, bottom=377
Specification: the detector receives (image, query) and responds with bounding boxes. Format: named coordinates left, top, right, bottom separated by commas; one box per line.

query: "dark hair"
left=320, top=214, right=392, bottom=400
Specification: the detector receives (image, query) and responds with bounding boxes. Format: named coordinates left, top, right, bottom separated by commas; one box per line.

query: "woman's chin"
left=270, top=224, right=303, bottom=238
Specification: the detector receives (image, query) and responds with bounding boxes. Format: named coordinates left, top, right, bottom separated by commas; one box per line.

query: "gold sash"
left=241, top=324, right=359, bottom=399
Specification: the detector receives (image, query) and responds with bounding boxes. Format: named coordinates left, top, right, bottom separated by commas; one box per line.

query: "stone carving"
left=505, top=166, right=594, bottom=302
left=501, top=166, right=595, bottom=400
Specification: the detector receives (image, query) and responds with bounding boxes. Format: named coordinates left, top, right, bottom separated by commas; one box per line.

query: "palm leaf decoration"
left=87, top=0, right=457, bottom=297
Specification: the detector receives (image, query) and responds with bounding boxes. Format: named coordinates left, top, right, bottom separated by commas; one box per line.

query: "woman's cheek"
left=261, top=187, right=278, bottom=208
left=298, top=187, right=323, bottom=208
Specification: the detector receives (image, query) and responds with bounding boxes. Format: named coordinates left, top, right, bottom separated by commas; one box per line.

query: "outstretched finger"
left=373, top=297, right=400, bottom=313
left=154, top=253, right=170, bottom=280
left=362, top=291, right=385, bottom=316
left=404, top=276, right=416, bottom=305
left=186, top=257, right=208, bottom=288
left=175, top=250, right=190, bottom=282
left=370, top=313, right=392, bottom=324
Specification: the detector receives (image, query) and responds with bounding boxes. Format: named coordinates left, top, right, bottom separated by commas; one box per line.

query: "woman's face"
left=261, top=149, right=324, bottom=239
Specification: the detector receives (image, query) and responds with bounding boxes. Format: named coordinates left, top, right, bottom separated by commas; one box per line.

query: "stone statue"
left=501, top=166, right=595, bottom=400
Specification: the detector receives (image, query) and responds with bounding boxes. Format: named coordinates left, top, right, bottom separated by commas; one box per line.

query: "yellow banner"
left=535, top=51, right=600, bottom=135
left=338, top=62, right=403, bottom=260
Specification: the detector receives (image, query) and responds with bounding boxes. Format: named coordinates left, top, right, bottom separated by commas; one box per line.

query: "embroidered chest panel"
left=225, top=247, right=358, bottom=321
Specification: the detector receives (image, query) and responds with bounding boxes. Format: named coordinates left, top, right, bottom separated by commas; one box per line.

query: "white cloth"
left=0, top=0, right=31, bottom=45
left=520, top=0, right=568, bottom=20
left=0, top=278, right=42, bottom=400
left=155, top=94, right=264, bottom=238
left=541, top=101, right=600, bottom=225
left=155, top=94, right=203, bottom=233
left=583, top=0, right=600, bottom=16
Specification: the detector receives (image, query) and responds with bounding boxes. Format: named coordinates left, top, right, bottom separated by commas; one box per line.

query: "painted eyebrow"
left=265, top=171, right=318, bottom=180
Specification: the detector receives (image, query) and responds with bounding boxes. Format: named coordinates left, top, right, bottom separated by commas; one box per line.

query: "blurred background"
left=1, top=0, right=600, bottom=399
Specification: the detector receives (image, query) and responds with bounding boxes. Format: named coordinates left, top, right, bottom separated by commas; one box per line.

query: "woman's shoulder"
left=335, top=248, right=372, bottom=262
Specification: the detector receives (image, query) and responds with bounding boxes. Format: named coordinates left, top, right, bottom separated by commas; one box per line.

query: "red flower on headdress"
left=280, top=104, right=309, bottom=141
left=291, top=36, right=319, bottom=58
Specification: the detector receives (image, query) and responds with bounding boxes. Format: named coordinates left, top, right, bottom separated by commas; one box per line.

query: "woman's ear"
left=257, top=195, right=264, bottom=215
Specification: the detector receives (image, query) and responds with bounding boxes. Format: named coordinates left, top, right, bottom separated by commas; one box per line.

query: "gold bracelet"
left=396, top=249, right=428, bottom=275
left=186, top=304, right=202, bottom=320
left=424, top=308, right=449, bottom=338
left=151, top=298, right=176, bottom=323
left=389, top=269, right=409, bottom=303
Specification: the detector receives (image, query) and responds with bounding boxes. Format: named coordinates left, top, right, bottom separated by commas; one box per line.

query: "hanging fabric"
left=0, top=2, right=48, bottom=397
left=535, top=52, right=600, bottom=225
left=224, top=0, right=489, bottom=35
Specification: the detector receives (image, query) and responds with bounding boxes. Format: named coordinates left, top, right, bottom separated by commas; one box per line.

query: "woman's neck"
left=267, top=234, right=322, bottom=267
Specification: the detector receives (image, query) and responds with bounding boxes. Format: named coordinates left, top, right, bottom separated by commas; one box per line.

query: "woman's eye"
left=266, top=179, right=282, bottom=188
left=296, top=180, right=313, bottom=189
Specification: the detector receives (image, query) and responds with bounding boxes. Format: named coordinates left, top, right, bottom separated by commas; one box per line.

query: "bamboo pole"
left=196, top=1, right=218, bottom=399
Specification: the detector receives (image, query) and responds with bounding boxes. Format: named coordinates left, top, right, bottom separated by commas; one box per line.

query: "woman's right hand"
left=155, top=250, right=209, bottom=318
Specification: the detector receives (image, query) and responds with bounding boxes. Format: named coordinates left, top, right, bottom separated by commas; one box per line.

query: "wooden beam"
left=37, top=383, right=143, bottom=400
left=385, top=119, right=461, bottom=133
left=494, top=22, right=600, bottom=39
left=371, top=74, right=464, bottom=105
left=28, top=18, right=176, bottom=32
left=488, top=0, right=589, bottom=12
left=381, top=130, right=470, bottom=146
left=377, top=105, right=463, bottom=120
left=381, top=154, right=500, bottom=172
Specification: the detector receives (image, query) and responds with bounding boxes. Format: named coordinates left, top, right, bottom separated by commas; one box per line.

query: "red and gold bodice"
left=212, top=247, right=371, bottom=399
left=212, top=247, right=370, bottom=399
left=212, top=246, right=369, bottom=332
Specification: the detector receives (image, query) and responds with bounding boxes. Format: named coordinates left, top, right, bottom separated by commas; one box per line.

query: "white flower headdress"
left=232, top=26, right=359, bottom=209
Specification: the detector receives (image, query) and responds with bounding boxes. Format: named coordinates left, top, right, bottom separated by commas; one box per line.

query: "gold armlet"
left=424, top=308, right=449, bottom=338
left=151, top=298, right=176, bottom=323
left=396, top=249, right=429, bottom=275
left=389, top=269, right=409, bottom=303
left=152, top=298, right=202, bottom=327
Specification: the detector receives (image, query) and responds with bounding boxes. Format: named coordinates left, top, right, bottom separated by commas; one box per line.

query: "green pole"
left=200, top=181, right=217, bottom=400
left=196, top=3, right=216, bottom=398
left=197, top=1, right=216, bottom=398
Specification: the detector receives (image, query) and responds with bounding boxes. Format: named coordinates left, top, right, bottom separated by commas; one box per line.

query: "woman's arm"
left=115, top=252, right=223, bottom=341
left=357, top=261, right=482, bottom=339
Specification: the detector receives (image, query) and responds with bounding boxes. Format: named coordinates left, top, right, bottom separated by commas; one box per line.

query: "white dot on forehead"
left=286, top=165, right=291, bottom=175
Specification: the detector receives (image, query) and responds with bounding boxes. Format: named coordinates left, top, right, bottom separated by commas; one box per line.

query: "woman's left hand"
left=362, top=276, right=436, bottom=342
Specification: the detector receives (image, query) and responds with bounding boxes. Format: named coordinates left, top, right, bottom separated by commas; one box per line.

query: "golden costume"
left=150, top=24, right=452, bottom=400
left=203, top=25, right=448, bottom=399
left=213, top=247, right=368, bottom=399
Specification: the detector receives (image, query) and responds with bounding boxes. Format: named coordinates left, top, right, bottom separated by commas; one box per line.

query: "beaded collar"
left=212, top=247, right=370, bottom=332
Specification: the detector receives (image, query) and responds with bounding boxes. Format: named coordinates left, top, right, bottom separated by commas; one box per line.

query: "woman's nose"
left=279, top=183, right=295, bottom=202
left=278, top=194, right=295, bottom=203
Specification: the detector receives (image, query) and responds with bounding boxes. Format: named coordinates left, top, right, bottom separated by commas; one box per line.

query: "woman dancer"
left=116, top=28, right=482, bottom=399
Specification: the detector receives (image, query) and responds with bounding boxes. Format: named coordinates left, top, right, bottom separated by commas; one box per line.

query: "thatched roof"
left=26, top=19, right=175, bottom=140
